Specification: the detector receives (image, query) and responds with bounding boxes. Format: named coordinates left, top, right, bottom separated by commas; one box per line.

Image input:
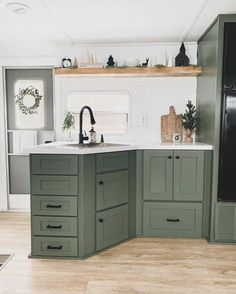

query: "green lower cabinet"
left=96, top=170, right=128, bottom=211
left=215, top=203, right=236, bottom=241
left=173, top=151, right=204, bottom=201
left=32, top=216, right=77, bottom=237
left=32, top=196, right=77, bottom=216
left=96, top=204, right=128, bottom=251
left=143, top=202, right=202, bottom=237
left=32, top=236, right=78, bottom=257
left=31, top=175, right=78, bottom=196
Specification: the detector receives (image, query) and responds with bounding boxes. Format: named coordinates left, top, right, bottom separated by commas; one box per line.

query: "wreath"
left=15, top=86, right=42, bottom=115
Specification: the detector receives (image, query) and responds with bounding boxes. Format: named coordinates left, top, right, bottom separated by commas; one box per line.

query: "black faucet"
left=79, top=106, right=96, bottom=144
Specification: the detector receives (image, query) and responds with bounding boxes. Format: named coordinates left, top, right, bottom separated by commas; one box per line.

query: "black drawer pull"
left=166, top=218, right=180, bottom=222
left=46, top=204, right=62, bottom=209
left=175, top=156, right=180, bottom=159
left=46, top=225, right=62, bottom=229
left=47, top=245, right=62, bottom=250
left=99, top=218, right=104, bottom=223
left=99, top=181, right=104, bottom=185
left=168, top=155, right=172, bottom=159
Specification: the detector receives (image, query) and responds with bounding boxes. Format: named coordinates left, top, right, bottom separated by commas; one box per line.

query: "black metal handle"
left=46, top=204, right=62, bottom=209
left=166, top=218, right=180, bottom=222
left=175, top=156, right=180, bottom=159
left=46, top=225, right=62, bottom=229
left=168, top=155, right=172, bottom=159
left=99, top=181, right=104, bottom=185
left=99, top=219, right=104, bottom=223
left=47, top=245, right=62, bottom=250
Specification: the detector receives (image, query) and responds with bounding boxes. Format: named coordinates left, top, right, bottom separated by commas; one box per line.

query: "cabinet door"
left=96, top=204, right=128, bottom=250
left=96, top=152, right=128, bottom=173
left=173, top=151, right=204, bottom=201
left=96, top=171, right=128, bottom=211
left=143, top=151, right=173, bottom=200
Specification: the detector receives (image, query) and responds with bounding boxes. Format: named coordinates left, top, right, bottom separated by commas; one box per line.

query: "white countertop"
left=24, top=141, right=213, bottom=155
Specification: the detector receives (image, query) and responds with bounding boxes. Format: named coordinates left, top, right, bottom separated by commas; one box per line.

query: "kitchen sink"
left=63, top=143, right=129, bottom=148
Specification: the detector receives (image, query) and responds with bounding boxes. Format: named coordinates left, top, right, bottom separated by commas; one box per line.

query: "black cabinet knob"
left=175, top=156, right=180, bottom=159
left=99, top=219, right=104, bottom=223
left=99, top=181, right=104, bottom=185
left=168, top=156, right=172, bottom=159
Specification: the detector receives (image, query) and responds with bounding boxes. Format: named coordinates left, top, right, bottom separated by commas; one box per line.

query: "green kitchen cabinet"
left=96, top=151, right=128, bottom=173
left=143, top=202, right=202, bottom=237
left=173, top=151, right=204, bottom=201
left=96, top=170, right=128, bottom=211
left=143, top=150, right=173, bottom=201
left=96, top=204, right=128, bottom=250
left=143, top=150, right=204, bottom=202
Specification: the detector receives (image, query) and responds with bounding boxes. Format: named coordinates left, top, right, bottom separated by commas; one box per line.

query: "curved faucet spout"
left=79, top=106, right=96, bottom=144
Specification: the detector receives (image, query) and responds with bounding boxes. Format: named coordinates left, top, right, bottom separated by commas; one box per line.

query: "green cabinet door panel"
left=215, top=204, right=236, bottom=241
left=31, top=155, right=78, bottom=175
left=96, top=204, right=128, bottom=250
left=32, top=236, right=78, bottom=257
left=174, top=151, right=204, bottom=201
left=96, top=152, right=128, bottom=173
left=143, top=150, right=173, bottom=200
left=96, top=170, right=128, bottom=211
left=32, top=216, right=77, bottom=237
left=143, top=202, right=202, bottom=237
left=31, top=175, right=78, bottom=195
left=32, top=196, right=77, bottom=216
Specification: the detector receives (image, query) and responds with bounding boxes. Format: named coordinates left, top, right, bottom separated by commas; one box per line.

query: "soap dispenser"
left=89, top=126, right=96, bottom=143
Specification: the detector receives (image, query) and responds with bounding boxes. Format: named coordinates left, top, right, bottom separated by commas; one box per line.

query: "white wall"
left=0, top=42, right=197, bottom=210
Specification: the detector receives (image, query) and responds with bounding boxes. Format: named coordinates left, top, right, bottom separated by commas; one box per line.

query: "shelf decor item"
left=161, top=106, right=182, bottom=142
left=15, top=86, right=42, bottom=115
left=62, top=112, right=75, bottom=140
left=107, top=55, right=115, bottom=67
left=175, top=43, right=190, bottom=66
left=181, top=100, right=197, bottom=143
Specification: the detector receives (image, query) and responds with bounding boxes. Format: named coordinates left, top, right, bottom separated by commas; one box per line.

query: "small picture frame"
left=173, top=133, right=182, bottom=143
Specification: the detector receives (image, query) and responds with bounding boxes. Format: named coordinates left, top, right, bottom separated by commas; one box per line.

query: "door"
left=96, top=170, right=128, bottom=211
left=96, top=204, right=128, bottom=250
left=173, top=151, right=204, bottom=201
left=143, top=150, right=173, bottom=200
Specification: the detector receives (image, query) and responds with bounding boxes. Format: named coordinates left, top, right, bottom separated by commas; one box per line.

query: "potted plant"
left=62, top=112, right=75, bottom=140
left=181, top=100, right=196, bottom=143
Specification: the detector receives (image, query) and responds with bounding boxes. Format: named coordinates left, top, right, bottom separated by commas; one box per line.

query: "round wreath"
left=15, top=86, right=42, bottom=115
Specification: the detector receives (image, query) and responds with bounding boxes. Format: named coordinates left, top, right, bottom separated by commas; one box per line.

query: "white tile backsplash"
left=55, top=76, right=196, bottom=142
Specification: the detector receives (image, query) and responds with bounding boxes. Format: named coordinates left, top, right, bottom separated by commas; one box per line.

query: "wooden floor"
left=0, top=213, right=236, bottom=294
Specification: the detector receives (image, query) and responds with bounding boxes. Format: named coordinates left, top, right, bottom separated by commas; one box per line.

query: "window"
left=66, top=92, right=130, bottom=134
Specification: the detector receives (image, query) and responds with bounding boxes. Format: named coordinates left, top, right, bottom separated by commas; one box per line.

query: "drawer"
left=96, top=204, right=128, bottom=251
left=31, top=155, right=78, bottom=175
left=143, top=202, right=202, bottom=237
left=31, top=175, right=78, bottom=195
left=32, top=196, right=77, bottom=216
left=32, top=216, right=77, bottom=237
left=96, top=171, right=128, bottom=211
left=96, top=152, right=128, bottom=173
left=32, top=236, right=77, bottom=257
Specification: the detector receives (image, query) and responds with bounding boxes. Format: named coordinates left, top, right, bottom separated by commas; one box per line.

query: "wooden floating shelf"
left=54, top=66, right=203, bottom=77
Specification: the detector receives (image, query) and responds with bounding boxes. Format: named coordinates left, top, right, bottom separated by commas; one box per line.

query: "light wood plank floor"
left=0, top=213, right=236, bottom=294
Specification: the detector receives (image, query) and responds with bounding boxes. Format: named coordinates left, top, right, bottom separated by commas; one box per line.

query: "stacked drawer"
left=95, top=152, right=129, bottom=251
left=30, top=155, right=78, bottom=257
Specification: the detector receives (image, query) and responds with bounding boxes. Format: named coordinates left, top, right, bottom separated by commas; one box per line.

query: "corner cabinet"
left=143, top=150, right=208, bottom=238
left=30, top=151, right=136, bottom=259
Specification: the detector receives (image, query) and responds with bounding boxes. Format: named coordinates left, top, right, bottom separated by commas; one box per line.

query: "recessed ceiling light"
left=6, top=2, right=31, bottom=14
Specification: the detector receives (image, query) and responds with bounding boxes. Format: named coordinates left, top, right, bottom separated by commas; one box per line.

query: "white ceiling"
left=0, top=0, right=236, bottom=57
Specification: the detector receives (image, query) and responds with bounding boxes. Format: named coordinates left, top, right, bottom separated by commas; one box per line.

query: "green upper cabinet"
left=96, top=170, right=128, bottom=211
left=143, top=150, right=173, bottom=201
left=173, top=151, right=204, bottom=201
left=143, top=150, right=204, bottom=202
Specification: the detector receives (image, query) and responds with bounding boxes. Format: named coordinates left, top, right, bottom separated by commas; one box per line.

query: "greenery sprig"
left=15, top=86, right=42, bottom=115
left=63, top=112, right=75, bottom=131
left=181, top=100, right=197, bottom=131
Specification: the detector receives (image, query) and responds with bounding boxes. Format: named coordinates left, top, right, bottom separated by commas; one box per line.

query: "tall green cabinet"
left=197, top=14, right=236, bottom=243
